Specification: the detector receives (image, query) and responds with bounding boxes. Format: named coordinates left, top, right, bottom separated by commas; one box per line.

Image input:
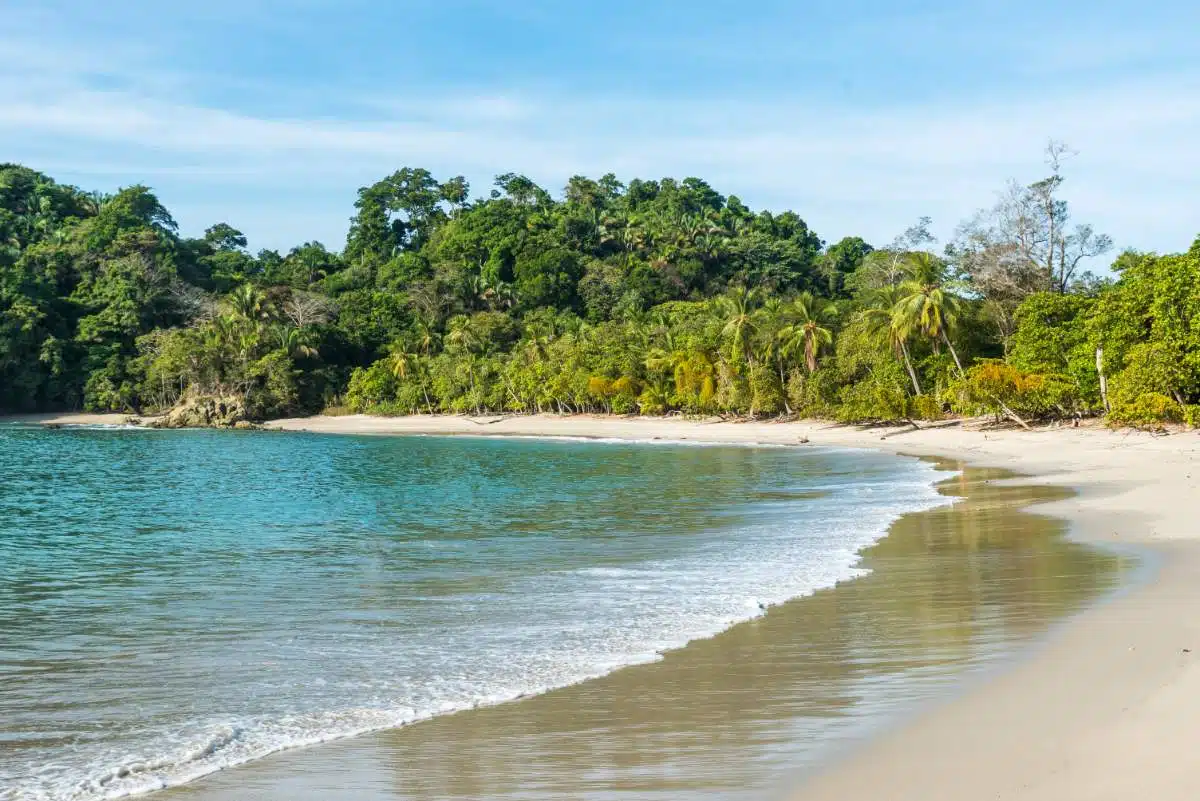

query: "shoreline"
left=15, top=412, right=1200, bottom=798
left=257, top=414, right=1200, bottom=800
left=156, top=458, right=1126, bottom=801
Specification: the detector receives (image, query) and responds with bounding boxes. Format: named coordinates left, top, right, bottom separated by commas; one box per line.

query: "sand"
left=260, top=413, right=1200, bottom=801
left=16, top=410, right=1200, bottom=798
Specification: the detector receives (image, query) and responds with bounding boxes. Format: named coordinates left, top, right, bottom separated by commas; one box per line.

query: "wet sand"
left=162, top=464, right=1132, bottom=801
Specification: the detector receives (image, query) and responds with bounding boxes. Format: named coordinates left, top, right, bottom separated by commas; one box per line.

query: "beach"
left=269, top=414, right=1200, bottom=800
left=12, top=412, right=1200, bottom=799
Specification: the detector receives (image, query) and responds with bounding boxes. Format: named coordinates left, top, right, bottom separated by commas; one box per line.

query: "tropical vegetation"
left=2, top=144, right=1198, bottom=427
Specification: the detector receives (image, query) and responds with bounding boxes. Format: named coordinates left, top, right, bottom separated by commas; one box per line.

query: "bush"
left=1185, top=405, right=1200, bottom=429
left=749, top=365, right=785, bottom=416
left=834, top=363, right=910, bottom=422
left=1106, top=342, right=1194, bottom=426
left=951, top=360, right=1079, bottom=421
left=785, top=367, right=837, bottom=418
left=1109, top=392, right=1182, bottom=427
left=909, top=393, right=943, bottom=421
left=345, top=362, right=397, bottom=412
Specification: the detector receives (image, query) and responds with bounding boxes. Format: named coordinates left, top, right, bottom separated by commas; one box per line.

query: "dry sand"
left=16, top=411, right=1200, bottom=799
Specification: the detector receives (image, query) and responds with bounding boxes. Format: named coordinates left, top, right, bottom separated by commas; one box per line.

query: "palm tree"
left=777, top=292, right=834, bottom=374
left=858, top=287, right=923, bottom=395
left=446, top=316, right=485, bottom=414
left=413, top=319, right=441, bottom=357
left=715, top=285, right=761, bottom=372
left=226, top=284, right=269, bottom=323
left=273, top=323, right=318, bottom=359
left=389, top=343, right=434, bottom=413
left=895, top=252, right=966, bottom=375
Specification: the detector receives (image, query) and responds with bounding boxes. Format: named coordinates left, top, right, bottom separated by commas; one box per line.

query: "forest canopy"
left=2, top=147, right=1197, bottom=427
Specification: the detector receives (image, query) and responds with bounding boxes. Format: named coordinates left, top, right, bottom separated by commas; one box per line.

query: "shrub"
left=1106, top=342, right=1194, bottom=426
left=951, top=360, right=1079, bottom=422
left=909, top=393, right=943, bottom=421
left=1184, top=405, right=1200, bottom=429
left=785, top=367, right=837, bottom=418
left=1109, top=392, right=1182, bottom=427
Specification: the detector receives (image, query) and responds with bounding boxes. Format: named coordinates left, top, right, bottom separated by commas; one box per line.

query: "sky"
left=3, top=0, right=1198, bottom=258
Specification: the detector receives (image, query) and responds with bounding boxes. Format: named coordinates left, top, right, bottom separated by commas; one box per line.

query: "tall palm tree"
left=715, top=285, right=761, bottom=372
left=895, top=252, right=965, bottom=375
left=858, top=287, right=923, bottom=395
left=777, top=292, right=835, bottom=374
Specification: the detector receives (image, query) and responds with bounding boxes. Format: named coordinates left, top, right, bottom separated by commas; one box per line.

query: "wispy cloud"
left=3, top=2, right=1198, bottom=257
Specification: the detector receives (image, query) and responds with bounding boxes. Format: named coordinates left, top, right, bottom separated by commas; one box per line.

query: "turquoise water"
left=0, top=426, right=947, bottom=801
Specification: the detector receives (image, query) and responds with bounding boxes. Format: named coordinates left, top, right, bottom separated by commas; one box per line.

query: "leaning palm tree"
left=857, top=287, right=923, bottom=395
left=777, top=292, right=835, bottom=374
left=895, top=252, right=966, bottom=375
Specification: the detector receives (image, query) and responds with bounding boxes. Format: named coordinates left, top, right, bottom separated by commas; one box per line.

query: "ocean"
left=0, top=425, right=953, bottom=800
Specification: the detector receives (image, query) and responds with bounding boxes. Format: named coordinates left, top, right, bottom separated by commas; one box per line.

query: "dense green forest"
left=2, top=147, right=1198, bottom=427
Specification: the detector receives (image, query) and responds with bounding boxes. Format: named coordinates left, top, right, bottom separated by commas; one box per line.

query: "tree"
left=858, top=287, right=923, bottom=396
left=893, top=252, right=966, bottom=375
left=715, top=285, right=761, bottom=372
left=952, top=141, right=1113, bottom=307
left=777, top=292, right=835, bottom=374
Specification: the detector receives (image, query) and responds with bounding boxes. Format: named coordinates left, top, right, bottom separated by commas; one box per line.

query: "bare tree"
left=168, top=281, right=218, bottom=323
left=282, top=291, right=336, bottom=328
left=953, top=141, right=1112, bottom=296
left=949, top=140, right=1112, bottom=348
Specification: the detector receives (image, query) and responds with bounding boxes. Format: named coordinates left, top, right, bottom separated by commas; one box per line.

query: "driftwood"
left=995, top=399, right=1033, bottom=430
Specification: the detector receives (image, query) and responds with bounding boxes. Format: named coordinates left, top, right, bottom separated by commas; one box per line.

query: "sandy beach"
left=13, top=411, right=1200, bottom=799
left=258, top=413, right=1200, bottom=801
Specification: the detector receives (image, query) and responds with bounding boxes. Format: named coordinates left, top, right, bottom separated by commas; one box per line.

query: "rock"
left=150, top=395, right=250, bottom=429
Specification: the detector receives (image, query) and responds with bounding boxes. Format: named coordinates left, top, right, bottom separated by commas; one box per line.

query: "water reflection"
left=168, top=463, right=1132, bottom=801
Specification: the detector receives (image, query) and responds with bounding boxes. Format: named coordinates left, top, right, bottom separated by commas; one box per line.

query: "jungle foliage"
left=2, top=150, right=1196, bottom=427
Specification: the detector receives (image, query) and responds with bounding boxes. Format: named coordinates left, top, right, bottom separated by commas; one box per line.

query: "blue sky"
left=3, top=0, right=1198, bottom=257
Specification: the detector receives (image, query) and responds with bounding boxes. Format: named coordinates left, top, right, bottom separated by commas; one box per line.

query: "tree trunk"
left=778, top=361, right=793, bottom=415
left=422, top=383, right=434, bottom=415
left=943, top=331, right=965, bottom=377
left=468, top=363, right=479, bottom=416
left=900, top=341, right=922, bottom=395
left=1096, top=348, right=1110, bottom=413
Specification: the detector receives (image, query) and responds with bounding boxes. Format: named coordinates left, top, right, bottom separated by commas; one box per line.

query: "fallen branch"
left=995, top=399, right=1032, bottom=430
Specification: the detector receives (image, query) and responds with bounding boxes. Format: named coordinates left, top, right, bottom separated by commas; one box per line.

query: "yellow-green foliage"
left=951, top=360, right=1078, bottom=420
left=1106, top=342, right=1190, bottom=427
left=1109, top=392, right=1182, bottom=427
left=909, top=393, right=943, bottom=421
left=1184, top=405, right=1200, bottom=429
